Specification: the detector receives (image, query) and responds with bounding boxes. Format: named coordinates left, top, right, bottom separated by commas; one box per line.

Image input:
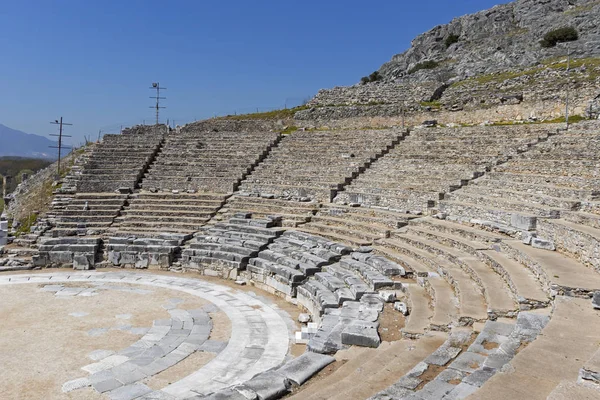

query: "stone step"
left=460, top=185, right=581, bottom=211
left=309, top=216, right=390, bottom=238
left=561, top=210, right=600, bottom=230
left=474, top=297, right=600, bottom=399
left=392, top=233, right=517, bottom=317
left=335, top=190, right=435, bottom=214
left=296, top=223, right=378, bottom=246
left=502, top=239, right=600, bottom=295
left=318, top=204, right=412, bottom=229
left=289, top=334, right=446, bottom=400
left=121, top=210, right=215, bottom=218
left=536, top=219, right=600, bottom=274
left=403, top=283, right=434, bottom=337
left=443, top=191, right=562, bottom=219
left=379, top=238, right=488, bottom=323
left=406, top=224, right=549, bottom=305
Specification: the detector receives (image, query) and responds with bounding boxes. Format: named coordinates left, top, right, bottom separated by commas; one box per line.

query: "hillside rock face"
left=379, top=0, right=600, bottom=81
left=301, top=0, right=600, bottom=124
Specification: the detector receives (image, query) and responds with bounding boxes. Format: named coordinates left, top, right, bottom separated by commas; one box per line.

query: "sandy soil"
left=0, top=281, right=218, bottom=400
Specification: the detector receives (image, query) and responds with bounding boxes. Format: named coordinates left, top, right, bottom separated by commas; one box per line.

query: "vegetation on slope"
left=0, top=157, right=51, bottom=213
left=219, top=105, right=309, bottom=121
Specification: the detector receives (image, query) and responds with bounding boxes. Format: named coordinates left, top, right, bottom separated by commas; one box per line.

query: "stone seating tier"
left=141, top=130, right=280, bottom=193
left=114, top=192, right=227, bottom=237
left=76, top=133, right=164, bottom=193
left=48, top=193, right=128, bottom=237
left=214, top=196, right=319, bottom=227
left=239, top=129, right=404, bottom=201
left=33, top=237, right=101, bottom=270
left=181, top=214, right=285, bottom=279
left=335, top=125, right=551, bottom=214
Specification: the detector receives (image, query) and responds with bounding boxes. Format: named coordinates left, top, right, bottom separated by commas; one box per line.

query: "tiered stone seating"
left=113, top=192, right=227, bottom=237
left=238, top=129, right=404, bottom=201
left=438, top=124, right=600, bottom=270
left=33, top=237, right=101, bottom=269
left=336, top=125, right=551, bottom=213
left=107, top=234, right=186, bottom=269
left=214, top=195, right=319, bottom=227
left=76, top=132, right=164, bottom=193
left=141, top=131, right=280, bottom=193
left=473, top=296, right=600, bottom=399
left=297, top=203, right=416, bottom=247
left=245, top=230, right=352, bottom=299
left=370, top=313, right=549, bottom=400
left=47, top=193, right=128, bottom=236
left=181, top=214, right=285, bottom=278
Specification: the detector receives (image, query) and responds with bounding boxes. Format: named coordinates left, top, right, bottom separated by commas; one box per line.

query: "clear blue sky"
left=0, top=0, right=503, bottom=144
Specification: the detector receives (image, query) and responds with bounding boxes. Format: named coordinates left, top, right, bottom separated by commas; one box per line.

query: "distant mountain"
left=0, top=124, right=59, bottom=159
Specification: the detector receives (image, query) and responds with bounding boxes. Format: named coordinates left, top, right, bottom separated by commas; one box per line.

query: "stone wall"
left=182, top=119, right=283, bottom=133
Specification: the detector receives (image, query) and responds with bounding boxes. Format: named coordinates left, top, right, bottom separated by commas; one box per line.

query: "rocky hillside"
left=378, top=0, right=600, bottom=82
left=299, top=0, right=600, bottom=126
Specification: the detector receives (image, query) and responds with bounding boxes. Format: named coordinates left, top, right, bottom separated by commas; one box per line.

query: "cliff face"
left=378, top=0, right=600, bottom=81
left=299, top=0, right=600, bottom=124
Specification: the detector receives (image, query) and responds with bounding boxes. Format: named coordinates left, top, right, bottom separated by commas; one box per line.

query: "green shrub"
left=408, top=60, right=440, bottom=74
left=540, top=27, right=578, bottom=48
left=445, top=34, right=460, bottom=48
left=360, top=71, right=383, bottom=85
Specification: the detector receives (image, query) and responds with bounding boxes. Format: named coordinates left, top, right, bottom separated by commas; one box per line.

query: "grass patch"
left=14, top=213, right=37, bottom=237
left=543, top=115, right=586, bottom=124
left=420, top=101, right=442, bottom=109
left=221, top=106, right=309, bottom=121
left=564, top=1, right=600, bottom=15
left=281, top=126, right=298, bottom=135
left=452, top=57, right=600, bottom=88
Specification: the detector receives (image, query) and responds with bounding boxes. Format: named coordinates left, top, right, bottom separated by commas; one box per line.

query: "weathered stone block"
left=341, top=320, right=380, bottom=348
left=108, top=251, right=121, bottom=265
left=592, top=292, right=600, bottom=310
left=73, top=253, right=94, bottom=270
left=511, top=214, right=536, bottom=231
left=49, top=251, right=73, bottom=264
left=531, top=237, right=555, bottom=251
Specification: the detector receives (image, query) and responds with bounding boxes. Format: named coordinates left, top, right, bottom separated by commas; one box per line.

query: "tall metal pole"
left=49, top=117, right=72, bottom=176
left=565, top=43, right=570, bottom=131
left=149, top=82, right=166, bottom=126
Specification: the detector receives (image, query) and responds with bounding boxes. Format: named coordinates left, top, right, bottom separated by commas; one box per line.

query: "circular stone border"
left=0, top=271, right=291, bottom=399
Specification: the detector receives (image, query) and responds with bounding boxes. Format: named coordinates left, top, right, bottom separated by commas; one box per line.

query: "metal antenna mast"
left=149, top=82, right=166, bottom=125
left=49, top=117, right=73, bottom=176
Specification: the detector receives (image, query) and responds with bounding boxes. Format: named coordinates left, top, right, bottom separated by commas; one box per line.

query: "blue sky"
left=0, top=0, right=503, bottom=144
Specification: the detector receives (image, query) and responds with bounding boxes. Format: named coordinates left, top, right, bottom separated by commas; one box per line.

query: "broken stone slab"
left=510, top=213, right=536, bottom=231
left=512, top=312, right=550, bottom=342
left=579, top=349, right=600, bottom=385
left=237, top=370, right=290, bottom=400
left=379, top=290, right=396, bottom=303
left=521, top=231, right=536, bottom=245
left=593, top=292, right=600, bottom=310
left=73, top=253, right=94, bottom=270
left=424, top=344, right=462, bottom=366
left=201, top=388, right=257, bottom=400
left=276, top=351, right=335, bottom=385
left=531, top=237, right=556, bottom=251
left=341, top=320, right=380, bottom=348
left=394, top=301, right=409, bottom=316
left=298, top=313, right=311, bottom=323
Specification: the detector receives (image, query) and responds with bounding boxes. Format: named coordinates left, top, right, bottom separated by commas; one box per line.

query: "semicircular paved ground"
left=0, top=271, right=292, bottom=400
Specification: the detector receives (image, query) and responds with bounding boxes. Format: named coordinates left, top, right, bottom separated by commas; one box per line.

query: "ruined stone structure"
left=2, top=1, right=600, bottom=398
left=0, top=118, right=594, bottom=399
